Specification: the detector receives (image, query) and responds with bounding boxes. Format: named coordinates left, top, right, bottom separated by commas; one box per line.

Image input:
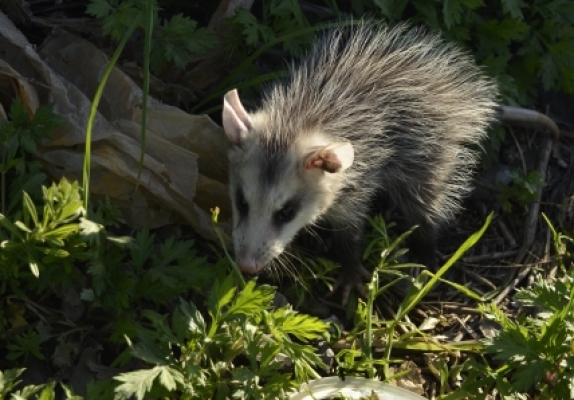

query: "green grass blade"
left=83, top=18, right=140, bottom=211
left=396, top=213, right=493, bottom=319
left=384, top=214, right=492, bottom=378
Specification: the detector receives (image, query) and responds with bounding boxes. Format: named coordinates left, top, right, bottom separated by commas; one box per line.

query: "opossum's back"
left=261, top=23, right=498, bottom=149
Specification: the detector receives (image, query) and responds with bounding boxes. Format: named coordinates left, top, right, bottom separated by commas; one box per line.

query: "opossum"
left=222, top=23, right=498, bottom=302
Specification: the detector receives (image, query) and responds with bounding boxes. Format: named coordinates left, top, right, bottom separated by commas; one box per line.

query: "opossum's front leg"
left=328, top=222, right=372, bottom=305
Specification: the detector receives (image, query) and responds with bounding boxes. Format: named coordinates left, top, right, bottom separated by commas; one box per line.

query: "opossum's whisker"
left=280, top=250, right=304, bottom=281
left=266, top=259, right=281, bottom=281
left=302, top=225, right=326, bottom=247
left=284, top=249, right=318, bottom=281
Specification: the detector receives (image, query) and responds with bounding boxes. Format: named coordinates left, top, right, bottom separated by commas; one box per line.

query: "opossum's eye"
left=235, top=188, right=249, bottom=216
left=274, top=202, right=297, bottom=224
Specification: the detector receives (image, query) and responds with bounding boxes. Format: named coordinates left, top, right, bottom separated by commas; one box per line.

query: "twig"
left=493, top=264, right=532, bottom=305
left=380, top=301, right=410, bottom=335
left=515, top=135, right=553, bottom=263
left=459, top=267, right=498, bottom=290
left=462, top=249, right=518, bottom=263
left=497, top=106, right=560, bottom=140
left=497, top=219, right=517, bottom=247
left=507, top=125, right=527, bottom=173
left=457, top=315, right=480, bottom=340
left=493, top=243, right=542, bottom=305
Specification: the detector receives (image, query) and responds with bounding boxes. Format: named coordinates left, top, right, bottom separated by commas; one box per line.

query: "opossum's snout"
left=235, top=255, right=259, bottom=274
left=234, top=247, right=276, bottom=274
left=231, top=213, right=290, bottom=275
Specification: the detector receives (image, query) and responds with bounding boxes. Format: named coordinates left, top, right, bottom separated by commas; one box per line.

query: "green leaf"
left=476, top=18, right=529, bottom=55
left=14, top=220, right=32, bottom=233
left=412, top=1, right=440, bottom=30
left=443, top=0, right=463, bottom=29
left=540, top=52, right=560, bottom=91
left=501, top=0, right=524, bottom=19
left=487, top=324, right=537, bottom=363
left=0, top=157, right=20, bottom=173
left=58, top=200, right=84, bottom=223
left=99, top=1, right=145, bottom=41
left=149, top=14, right=217, bottom=73
left=85, top=0, right=114, bottom=19
left=60, top=383, right=83, bottom=400
left=7, top=172, right=48, bottom=215
left=208, top=274, right=237, bottom=318
left=42, top=224, right=79, bottom=240
left=28, top=259, right=40, bottom=278
left=157, top=366, right=184, bottom=392
left=185, top=27, right=218, bottom=56
left=268, top=308, right=328, bottom=342
left=373, top=0, right=408, bottom=22
left=115, top=366, right=164, bottom=400
left=173, top=299, right=206, bottom=340
left=9, top=97, right=29, bottom=127
left=515, top=275, right=571, bottom=313
left=0, top=213, right=24, bottom=238
left=40, top=248, right=70, bottom=258
left=130, top=230, right=154, bottom=268
left=86, top=379, right=117, bottom=399
left=38, top=382, right=56, bottom=400
left=232, top=10, right=261, bottom=47
left=221, top=280, right=275, bottom=321
left=511, top=359, right=554, bottom=392
left=0, top=368, right=26, bottom=395
left=460, top=0, right=483, bottom=9
left=157, top=236, right=194, bottom=268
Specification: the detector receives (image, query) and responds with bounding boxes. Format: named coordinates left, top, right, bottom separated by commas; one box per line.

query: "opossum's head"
left=222, top=89, right=354, bottom=274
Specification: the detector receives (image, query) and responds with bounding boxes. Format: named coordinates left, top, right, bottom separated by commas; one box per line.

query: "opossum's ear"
left=305, top=142, right=354, bottom=173
left=223, top=89, right=253, bottom=145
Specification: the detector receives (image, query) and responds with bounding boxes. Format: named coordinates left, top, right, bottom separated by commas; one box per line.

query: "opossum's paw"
left=330, top=264, right=372, bottom=306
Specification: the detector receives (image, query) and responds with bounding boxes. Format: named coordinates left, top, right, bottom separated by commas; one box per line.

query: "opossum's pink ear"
left=305, top=142, right=354, bottom=173
left=223, top=89, right=253, bottom=145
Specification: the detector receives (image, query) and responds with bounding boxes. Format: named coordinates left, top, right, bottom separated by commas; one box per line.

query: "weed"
left=86, top=0, right=216, bottom=74
left=335, top=215, right=491, bottom=382
left=89, top=197, right=126, bottom=229
left=0, top=179, right=89, bottom=288
left=0, top=98, right=63, bottom=215
left=438, top=217, right=574, bottom=399
left=113, top=279, right=327, bottom=399
left=496, top=169, right=546, bottom=213
left=5, top=330, right=46, bottom=362
left=0, top=368, right=79, bottom=399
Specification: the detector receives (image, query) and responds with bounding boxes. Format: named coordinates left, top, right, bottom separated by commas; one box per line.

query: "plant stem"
left=135, top=0, right=154, bottom=189
left=83, top=19, right=140, bottom=211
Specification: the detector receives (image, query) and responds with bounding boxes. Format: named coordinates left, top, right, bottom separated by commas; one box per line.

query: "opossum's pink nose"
left=236, top=257, right=259, bottom=274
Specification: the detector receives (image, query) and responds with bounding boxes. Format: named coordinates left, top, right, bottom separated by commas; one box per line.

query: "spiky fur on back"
left=260, top=23, right=497, bottom=230
left=223, top=22, right=498, bottom=275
